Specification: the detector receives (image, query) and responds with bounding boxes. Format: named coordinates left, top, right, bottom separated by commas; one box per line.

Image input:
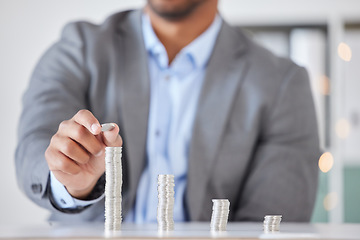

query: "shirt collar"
left=142, top=13, right=222, bottom=70
left=142, top=14, right=162, bottom=54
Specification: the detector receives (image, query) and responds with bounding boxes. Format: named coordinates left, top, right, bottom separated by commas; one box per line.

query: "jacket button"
left=31, top=184, right=42, bottom=194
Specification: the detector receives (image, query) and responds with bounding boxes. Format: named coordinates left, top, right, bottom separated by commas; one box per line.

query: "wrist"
left=66, top=181, right=98, bottom=200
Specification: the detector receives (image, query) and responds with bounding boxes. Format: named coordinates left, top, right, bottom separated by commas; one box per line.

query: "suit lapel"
left=114, top=10, right=149, bottom=215
left=187, top=22, right=249, bottom=220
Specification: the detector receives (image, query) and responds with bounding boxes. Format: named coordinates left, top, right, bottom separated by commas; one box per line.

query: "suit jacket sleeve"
left=234, top=66, right=320, bottom=222
left=15, top=21, right=91, bottom=213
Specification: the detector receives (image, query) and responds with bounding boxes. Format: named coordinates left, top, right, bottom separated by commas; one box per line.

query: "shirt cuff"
left=49, top=171, right=104, bottom=209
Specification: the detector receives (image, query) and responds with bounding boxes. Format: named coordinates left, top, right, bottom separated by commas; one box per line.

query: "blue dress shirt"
left=50, top=13, right=222, bottom=222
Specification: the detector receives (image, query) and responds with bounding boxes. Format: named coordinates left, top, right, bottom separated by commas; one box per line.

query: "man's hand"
left=45, top=109, right=122, bottom=199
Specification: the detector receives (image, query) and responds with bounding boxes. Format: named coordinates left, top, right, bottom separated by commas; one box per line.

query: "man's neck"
left=145, top=4, right=217, bottom=64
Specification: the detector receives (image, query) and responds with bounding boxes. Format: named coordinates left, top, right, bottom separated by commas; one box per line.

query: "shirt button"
left=164, top=75, right=171, bottom=81
left=155, top=130, right=160, bottom=137
left=60, top=199, right=67, bottom=205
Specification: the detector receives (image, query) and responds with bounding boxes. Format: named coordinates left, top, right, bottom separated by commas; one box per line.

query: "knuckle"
left=62, top=140, right=74, bottom=156
left=44, top=148, right=53, bottom=163
left=57, top=158, right=72, bottom=172
left=48, top=135, right=65, bottom=156
left=48, top=136, right=56, bottom=149
left=51, top=134, right=61, bottom=145
left=72, top=125, right=87, bottom=140
left=77, top=109, right=90, bottom=118
left=45, top=142, right=60, bottom=167
left=58, top=120, right=73, bottom=134
left=59, top=119, right=70, bottom=130
left=56, top=158, right=67, bottom=171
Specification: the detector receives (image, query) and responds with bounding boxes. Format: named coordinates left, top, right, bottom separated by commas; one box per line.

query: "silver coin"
left=210, top=199, right=230, bottom=232
left=263, top=215, right=282, bottom=233
left=104, top=147, right=123, bottom=232
left=157, top=174, right=175, bottom=232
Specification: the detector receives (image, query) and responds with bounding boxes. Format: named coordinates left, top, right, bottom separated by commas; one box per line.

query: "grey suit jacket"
left=16, top=9, right=320, bottom=222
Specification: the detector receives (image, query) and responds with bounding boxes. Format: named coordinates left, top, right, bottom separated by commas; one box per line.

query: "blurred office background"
left=0, top=0, right=359, bottom=224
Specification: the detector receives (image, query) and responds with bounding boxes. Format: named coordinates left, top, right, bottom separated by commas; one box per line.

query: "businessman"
left=16, top=0, right=320, bottom=223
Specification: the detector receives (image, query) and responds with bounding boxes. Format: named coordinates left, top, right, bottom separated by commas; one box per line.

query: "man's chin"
left=147, top=0, right=205, bottom=21
left=151, top=10, right=193, bottom=21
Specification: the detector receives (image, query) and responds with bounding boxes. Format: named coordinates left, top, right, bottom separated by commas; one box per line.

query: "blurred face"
left=147, top=0, right=210, bottom=20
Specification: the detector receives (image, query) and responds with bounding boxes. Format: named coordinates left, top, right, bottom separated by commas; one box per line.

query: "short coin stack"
left=210, top=199, right=230, bottom=231
left=157, top=174, right=175, bottom=231
left=104, top=147, right=123, bottom=232
left=263, top=215, right=282, bottom=233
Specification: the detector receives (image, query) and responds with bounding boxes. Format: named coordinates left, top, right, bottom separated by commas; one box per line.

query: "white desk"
left=0, top=222, right=359, bottom=239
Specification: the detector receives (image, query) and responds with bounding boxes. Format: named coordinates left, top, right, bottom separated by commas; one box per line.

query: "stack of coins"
left=157, top=174, right=175, bottom=231
left=210, top=199, right=230, bottom=231
left=263, top=215, right=282, bottom=233
left=104, top=147, right=123, bottom=232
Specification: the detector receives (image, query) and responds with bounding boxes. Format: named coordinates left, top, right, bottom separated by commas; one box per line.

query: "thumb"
left=101, top=123, right=123, bottom=147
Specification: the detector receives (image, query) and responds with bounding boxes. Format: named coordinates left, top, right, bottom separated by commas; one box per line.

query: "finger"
left=72, top=109, right=101, bottom=135
left=101, top=123, right=123, bottom=147
left=54, top=135, right=91, bottom=165
left=46, top=148, right=81, bottom=175
left=59, top=120, right=103, bottom=156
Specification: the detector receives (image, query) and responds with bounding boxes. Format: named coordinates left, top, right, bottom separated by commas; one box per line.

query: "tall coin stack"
left=157, top=174, right=175, bottom=231
left=263, top=215, right=282, bottom=233
left=104, top=147, right=123, bottom=232
left=210, top=199, right=230, bottom=231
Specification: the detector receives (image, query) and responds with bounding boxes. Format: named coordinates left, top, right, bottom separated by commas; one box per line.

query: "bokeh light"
left=337, top=42, right=352, bottom=62
left=318, top=75, right=330, bottom=96
left=323, top=192, right=338, bottom=211
left=335, top=118, right=351, bottom=139
left=318, top=152, right=334, bottom=173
